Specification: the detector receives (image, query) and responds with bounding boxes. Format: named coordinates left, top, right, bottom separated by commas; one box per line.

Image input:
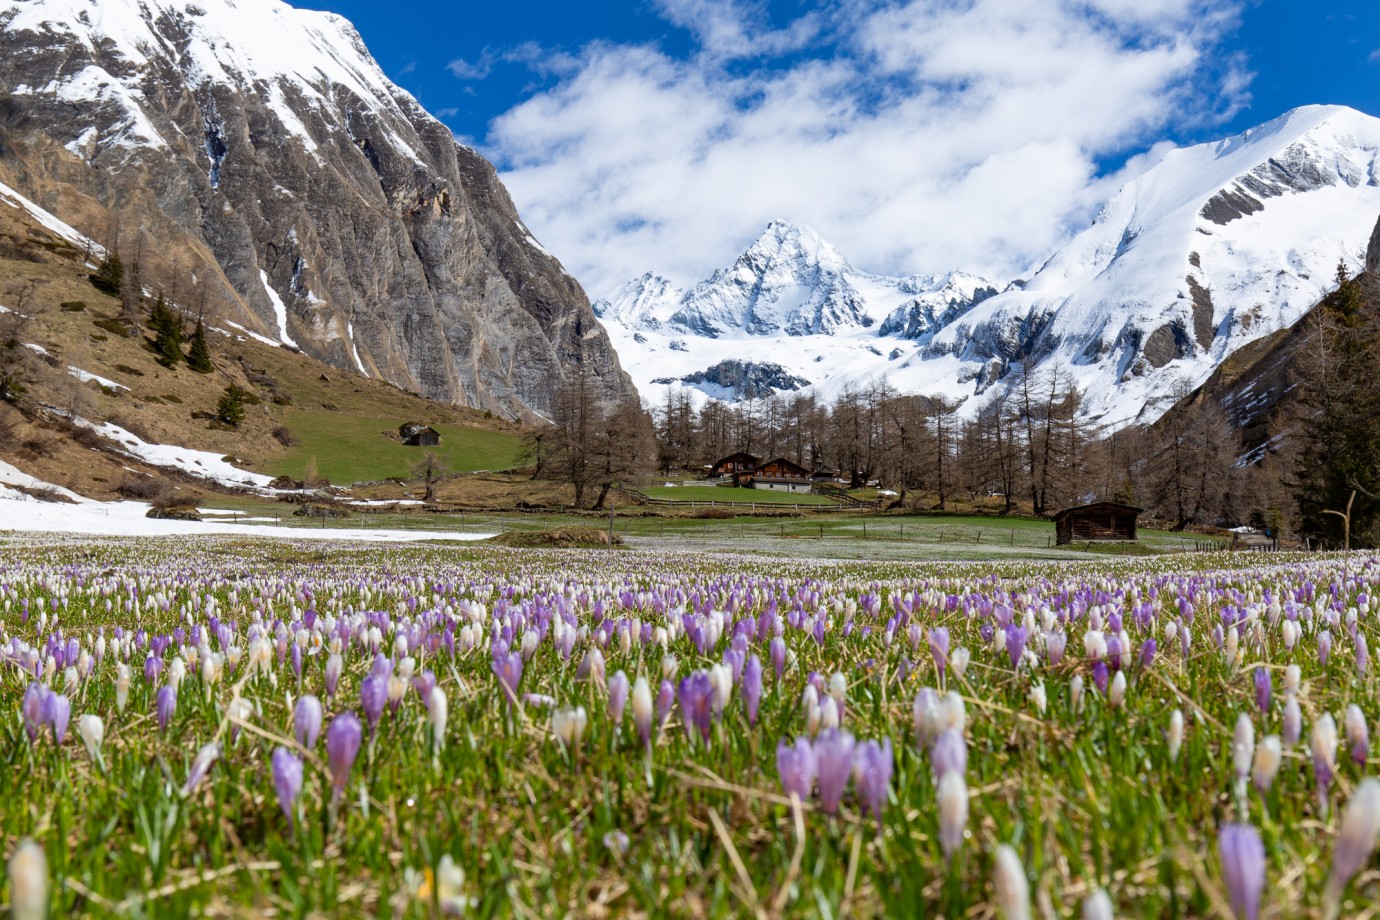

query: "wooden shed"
left=399, top=423, right=441, bottom=447
left=1053, top=501, right=1142, bottom=545
left=744, top=457, right=813, bottom=493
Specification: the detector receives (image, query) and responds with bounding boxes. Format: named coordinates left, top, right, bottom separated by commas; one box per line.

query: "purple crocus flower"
left=814, top=729, right=856, bottom=815
left=777, top=737, right=816, bottom=802
left=853, top=737, right=893, bottom=825
left=1357, top=634, right=1370, bottom=678
left=1254, top=668, right=1271, bottom=715
left=271, top=746, right=304, bottom=832
left=185, top=742, right=221, bottom=796
left=44, top=692, right=71, bottom=744
left=1218, top=823, right=1265, bottom=920
left=412, top=670, right=437, bottom=702
left=769, top=637, right=786, bottom=681
left=743, top=655, right=763, bottom=726
left=156, top=685, right=176, bottom=733
left=678, top=671, right=716, bottom=745
left=143, top=655, right=161, bottom=685
left=1138, top=638, right=1157, bottom=672
left=656, top=679, right=675, bottom=724
left=294, top=695, right=323, bottom=750
left=360, top=674, right=387, bottom=734
left=608, top=670, right=630, bottom=724
left=21, top=683, right=46, bottom=743
left=492, top=650, right=524, bottom=707
left=326, top=711, right=363, bottom=800
left=1045, top=630, right=1068, bottom=666
left=1320, top=630, right=1333, bottom=667
left=929, top=627, right=950, bottom=677
left=1326, top=779, right=1380, bottom=909
left=324, top=653, right=343, bottom=698
left=930, top=728, right=967, bottom=782
left=1091, top=660, right=1110, bottom=695
left=1004, top=625, right=1028, bottom=670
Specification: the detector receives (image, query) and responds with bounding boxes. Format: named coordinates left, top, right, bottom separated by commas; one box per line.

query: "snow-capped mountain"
left=595, top=220, right=1000, bottom=400
left=0, top=0, right=633, bottom=418
left=601, top=105, right=1380, bottom=428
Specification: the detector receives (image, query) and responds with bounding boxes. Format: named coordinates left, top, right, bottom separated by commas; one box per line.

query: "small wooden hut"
left=399, top=423, right=441, bottom=447
left=744, top=457, right=813, bottom=493
left=1053, top=501, right=1142, bottom=545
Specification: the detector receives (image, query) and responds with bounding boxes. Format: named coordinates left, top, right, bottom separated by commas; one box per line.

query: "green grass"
left=268, top=412, right=524, bottom=483
left=641, top=484, right=834, bottom=505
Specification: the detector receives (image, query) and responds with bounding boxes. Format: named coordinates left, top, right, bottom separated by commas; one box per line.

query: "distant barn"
left=399, top=423, right=441, bottom=447
left=743, top=457, right=813, bottom=493
left=1054, top=501, right=1142, bottom=545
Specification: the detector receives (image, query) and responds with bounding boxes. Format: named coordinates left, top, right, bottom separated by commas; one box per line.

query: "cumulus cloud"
left=481, top=0, right=1250, bottom=297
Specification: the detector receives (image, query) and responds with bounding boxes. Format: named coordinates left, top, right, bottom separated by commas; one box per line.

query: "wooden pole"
left=1321, top=490, right=1357, bottom=552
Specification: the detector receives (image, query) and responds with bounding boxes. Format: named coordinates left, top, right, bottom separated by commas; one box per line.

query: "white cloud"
left=483, top=0, right=1250, bottom=297
left=1369, top=48, right=1380, bottom=64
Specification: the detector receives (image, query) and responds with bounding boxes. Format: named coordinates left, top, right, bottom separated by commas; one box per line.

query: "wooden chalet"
left=742, top=457, right=813, bottom=493
left=399, top=423, right=442, bottom=447
left=711, top=451, right=762, bottom=478
left=1053, top=501, right=1142, bottom=545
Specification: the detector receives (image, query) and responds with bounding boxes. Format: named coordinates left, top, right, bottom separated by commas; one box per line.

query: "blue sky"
left=314, top=0, right=1380, bottom=295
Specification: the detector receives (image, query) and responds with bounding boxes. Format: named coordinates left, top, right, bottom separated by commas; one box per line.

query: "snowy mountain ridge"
left=599, top=105, right=1380, bottom=428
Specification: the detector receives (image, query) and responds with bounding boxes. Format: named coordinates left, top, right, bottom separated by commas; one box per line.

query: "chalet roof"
left=753, top=456, right=811, bottom=475
left=713, top=451, right=761, bottom=465
left=1053, top=501, right=1144, bottom=521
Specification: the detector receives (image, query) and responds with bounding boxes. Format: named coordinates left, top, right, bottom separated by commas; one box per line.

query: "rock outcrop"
left=0, top=0, right=634, bottom=419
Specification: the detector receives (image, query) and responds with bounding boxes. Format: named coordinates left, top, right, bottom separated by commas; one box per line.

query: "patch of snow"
left=68, top=416, right=276, bottom=489
left=0, top=459, right=89, bottom=503
left=68, top=366, right=128, bottom=391
left=224, top=319, right=281, bottom=348
left=260, top=269, right=299, bottom=348
left=346, top=321, right=367, bottom=376
left=0, top=180, right=105, bottom=258
left=23, top=343, right=52, bottom=357
left=0, top=497, right=497, bottom=543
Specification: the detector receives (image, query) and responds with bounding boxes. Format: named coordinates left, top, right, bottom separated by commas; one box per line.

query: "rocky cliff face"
left=0, top=0, right=633, bottom=419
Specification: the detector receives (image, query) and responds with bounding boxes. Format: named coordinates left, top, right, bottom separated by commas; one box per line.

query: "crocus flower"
left=77, top=714, right=104, bottom=764
left=427, top=687, right=448, bottom=754
left=360, top=674, right=387, bottom=734
left=1108, top=671, right=1127, bottom=708
left=632, top=676, right=653, bottom=747
left=912, top=688, right=940, bottom=745
left=324, top=652, right=343, bottom=698
left=21, top=683, right=46, bottom=743
left=776, top=737, right=815, bottom=802
left=1325, top=778, right=1380, bottom=914
left=155, top=685, right=176, bottom=733
left=992, top=844, right=1030, bottom=920
left=853, top=737, right=893, bottom=825
left=814, top=729, right=856, bottom=815
left=1357, top=633, right=1369, bottom=679
left=678, top=671, right=716, bottom=745
left=1345, top=704, right=1368, bottom=766
left=1232, top=713, right=1255, bottom=796
left=326, top=711, right=363, bottom=800
left=1071, top=675, right=1086, bottom=716
left=743, top=655, right=762, bottom=726
left=950, top=647, right=971, bottom=679
left=930, top=728, right=967, bottom=782
left=1320, top=630, right=1333, bottom=667
left=492, top=650, right=523, bottom=706
left=271, top=746, right=304, bottom=832
left=1282, top=698, right=1302, bottom=747
left=1004, top=624, right=1028, bottom=670
left=656, top=679, right=674, bottom=724
left=43, top=693, right=70, bottom=745
left=294, top=695, right=323, bottom=750
left=114, top=664, right=130, bottom=713
left=929, top=627, right=950, bottom=676
left=937, top=771, right=967, bottom=860
left=608, top=670, right=630, bottom=725
left=185, top=742, right=221, bottom=795
left=7, top=838, right=47, bottom=920
left=1168, top=708, right=1184, bottom=763
left=1082, top=889, right=1113, bottom=920
left=769, top=637, right=786, bottom=681
left=1254, top=668, right=1271, bottom=715
left=552, top=706, right=588, bottom=753
left=1252, top=736, right=1282, bottom=795
left=1218, top=823, right=1264, bottom=920
left=1314, top=713, right=1339, bottom=817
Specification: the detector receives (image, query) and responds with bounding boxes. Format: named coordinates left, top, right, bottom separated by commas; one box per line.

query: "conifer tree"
left=149, top=294, right=184, bottom=366
left=187, top=318, right=214, bottom=373
left=89, top=252, right=123, bottom=297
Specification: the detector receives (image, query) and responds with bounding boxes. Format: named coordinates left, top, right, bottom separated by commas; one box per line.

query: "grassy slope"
left=641, top=485, right=833, bottom=505
left=0, top=198, right=523, bottom=494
